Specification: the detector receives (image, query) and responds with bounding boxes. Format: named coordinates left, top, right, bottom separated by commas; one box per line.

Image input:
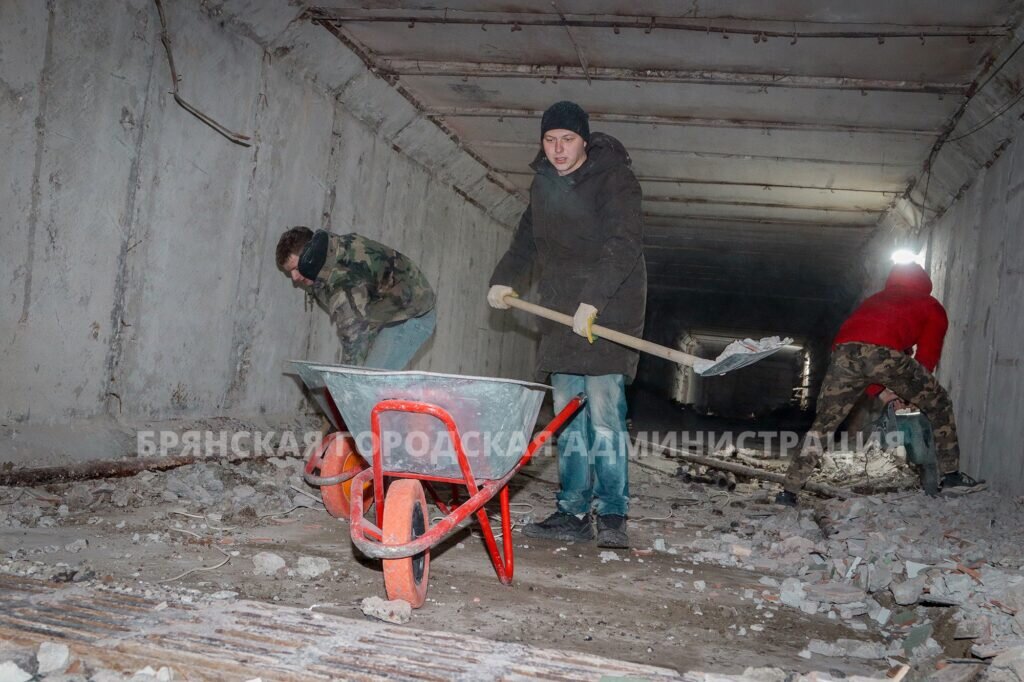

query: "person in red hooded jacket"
left=777, top=262, right=977, bottom=505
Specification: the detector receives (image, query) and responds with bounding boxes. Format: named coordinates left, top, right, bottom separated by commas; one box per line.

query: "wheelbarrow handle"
left=502, top=296, right=702, bottom=368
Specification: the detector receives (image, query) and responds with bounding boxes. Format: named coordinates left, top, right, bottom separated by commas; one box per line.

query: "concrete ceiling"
left=302, top=1, right=1024, bottom=337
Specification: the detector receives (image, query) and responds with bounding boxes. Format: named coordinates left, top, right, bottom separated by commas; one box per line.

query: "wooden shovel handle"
left=503, top=296, right=702, bottom=368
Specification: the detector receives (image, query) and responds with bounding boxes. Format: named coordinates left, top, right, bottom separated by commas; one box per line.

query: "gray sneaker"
left=522, top=511, right=595, bottom=542
left=596, top=514, right=629, bottom=549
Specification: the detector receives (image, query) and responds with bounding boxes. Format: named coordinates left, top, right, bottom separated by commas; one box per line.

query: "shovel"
left=501, top=296, right=790, bottom=376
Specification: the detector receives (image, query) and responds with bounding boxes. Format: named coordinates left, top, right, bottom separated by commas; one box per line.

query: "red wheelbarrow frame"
left=348, top=394, right=586, bottom=585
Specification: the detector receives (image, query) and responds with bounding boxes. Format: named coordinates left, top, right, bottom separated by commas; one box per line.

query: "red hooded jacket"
left=832, top=263, right=948, bottom=395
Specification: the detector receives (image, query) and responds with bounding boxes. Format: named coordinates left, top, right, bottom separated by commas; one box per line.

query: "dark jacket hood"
left=530, top=132, right=632, bottom=177
left=885, top=262, right=932, bottom=296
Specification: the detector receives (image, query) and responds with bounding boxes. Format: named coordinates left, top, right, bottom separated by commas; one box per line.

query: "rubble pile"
left=0, top=457, right=309, bottom=530
left=814, top=447, right=919, bottom=489
left=678, top=487, right=1024, bottom=664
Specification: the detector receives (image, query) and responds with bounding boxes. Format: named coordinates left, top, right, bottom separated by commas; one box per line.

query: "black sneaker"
left=596, top=514, right=629, bottom=549
left=522, top=511, right=595, bottom=542
left=941, top=471, right=983, bottom=488
left=774, top=491, right=798, bottom=507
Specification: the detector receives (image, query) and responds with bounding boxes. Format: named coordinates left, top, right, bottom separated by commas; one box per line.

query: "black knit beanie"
left=540, top=101, right=590, bottom=143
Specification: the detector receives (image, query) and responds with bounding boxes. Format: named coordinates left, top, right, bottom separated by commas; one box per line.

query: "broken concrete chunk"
left=252, top=551, right=286, bottom=576
left=64, top=539, right=88, bottom=553
left=111, top=488, right=132, bottom=507
left=891, top=577, right=925, bottom=605
left=926, top=663, right=986, bottom=682
left=905, top=561, right=930, bottom=578
left=296, top=556, right=330, bottom=580
left=36, top=641, right=70, bottom=674
left=901, top=623, right=933, bottom=657
left=954, top=618, right=984, bottom=640
left=863, top=561, right=894, bottom=593
left=807, top=637, right=887, bottom=660
left=799, top=599, right=820, bottom=615
left=736, top=667, right=786, bottom=682
left=0, top=661, right=33, bottom=682
left=974, top=638, right=1024, bottom=659
left=804, top=581, right=867, bottom=604
left=779, top=578, right=806, bottom=608
left=360, top=596, right=411, bottom=624
left=987, top=646, right=1024, bottom=682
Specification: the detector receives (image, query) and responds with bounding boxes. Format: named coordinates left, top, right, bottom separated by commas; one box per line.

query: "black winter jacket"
left=490, top=132, right=647, bottom=380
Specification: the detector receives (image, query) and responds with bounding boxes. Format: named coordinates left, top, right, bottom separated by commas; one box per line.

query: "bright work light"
left=891, top=249, right=921, bottom=265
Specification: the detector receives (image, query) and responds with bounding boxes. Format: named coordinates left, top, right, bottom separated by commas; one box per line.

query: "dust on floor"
left=1, top=447, right=1022, bottom=680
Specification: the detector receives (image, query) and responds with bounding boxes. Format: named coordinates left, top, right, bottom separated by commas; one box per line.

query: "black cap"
left=541, top=101, right=590, bottom=143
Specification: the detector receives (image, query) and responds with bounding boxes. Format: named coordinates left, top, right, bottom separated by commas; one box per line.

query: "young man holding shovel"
left=487, top=101, right=647, bottom=548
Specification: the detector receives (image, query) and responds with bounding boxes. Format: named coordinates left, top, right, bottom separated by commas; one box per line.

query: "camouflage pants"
left=784, top=342, right=960, bottom=492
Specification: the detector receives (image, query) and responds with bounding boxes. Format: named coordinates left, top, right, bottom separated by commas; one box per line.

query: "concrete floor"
left=0, top=449, right=896, bottom=678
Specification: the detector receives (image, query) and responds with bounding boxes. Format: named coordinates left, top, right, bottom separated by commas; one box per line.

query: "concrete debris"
left=807, top=637, right=888, bottom=660
left=360, top=596, right=411, bottom=624
left=252, top=552, right=286, bottom=576
left=891, top=577, right=926, bottom=605
left=975, top=641, right=1024, bottom=660
left=36, top=641, right=70, bottom=675
left=0, top=661, right=32, bottom=682
left=987, top=646, right=1024, bottom=682
left=906, top=561, right=930, bottom=578
left=130, top=666, right=175, bottom=681
left=681, top=666, right=896, bottom=682
left=804, top=581, right=867, bottom=604
left=295, top=556, right=330, bottom=579
left=779, top=578, right=806, bottom=608
left=599, top=551, right=620, bottom=563
left=670, top=482, right=1024, bottom=667
left=64, top=539, right=88, bottom=553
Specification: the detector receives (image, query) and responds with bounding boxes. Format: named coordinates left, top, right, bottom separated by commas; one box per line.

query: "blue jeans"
left=551, top=373, right=629, bottom=517
left=363, top=309, right=436, bottom=370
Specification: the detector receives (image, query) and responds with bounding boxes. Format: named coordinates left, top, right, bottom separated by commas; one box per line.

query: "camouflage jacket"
left=309, top=232, right=435, bottom=364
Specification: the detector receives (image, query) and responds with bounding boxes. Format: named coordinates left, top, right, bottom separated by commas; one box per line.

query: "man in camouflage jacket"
left=277, top=227, right=436, bottom=369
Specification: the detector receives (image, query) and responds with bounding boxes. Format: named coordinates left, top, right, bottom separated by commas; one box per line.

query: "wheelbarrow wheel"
left=382, top=479, right=430, bottom=608
left=318, top=433, right=370, bottom=519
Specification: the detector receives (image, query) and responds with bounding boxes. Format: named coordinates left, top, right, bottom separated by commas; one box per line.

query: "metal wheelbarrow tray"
left=292, top=362, right=585, bottom=607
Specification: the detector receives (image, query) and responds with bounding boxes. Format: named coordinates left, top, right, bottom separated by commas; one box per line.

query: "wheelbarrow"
left=292, top=362, right=585, bottom=607
left=293, top=362, right=372, bottom=519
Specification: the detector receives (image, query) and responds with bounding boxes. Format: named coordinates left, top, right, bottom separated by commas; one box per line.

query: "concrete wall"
left=0, top=0, right=533, bottom=466
left=926, top=138, right=1024, bottom=493
left=867, top=137, right=1024, bottom=494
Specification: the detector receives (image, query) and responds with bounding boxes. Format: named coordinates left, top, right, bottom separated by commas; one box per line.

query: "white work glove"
left=487, top=285, right=517, bottom=310
left=572, top=303, right=599, bottom=343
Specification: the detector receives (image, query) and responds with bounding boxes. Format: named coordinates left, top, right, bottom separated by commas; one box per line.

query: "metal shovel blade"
left=694, top=344, right=789, bottom=377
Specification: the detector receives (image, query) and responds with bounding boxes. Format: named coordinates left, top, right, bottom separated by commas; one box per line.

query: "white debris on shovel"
left=691, top=336, right=793, bottom=376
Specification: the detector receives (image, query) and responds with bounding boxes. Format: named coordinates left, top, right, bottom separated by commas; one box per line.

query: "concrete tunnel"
left=2, top=1, right=1024, bottom=679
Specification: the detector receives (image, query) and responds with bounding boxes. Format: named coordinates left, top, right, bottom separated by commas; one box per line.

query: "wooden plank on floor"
left=0, top=575, right=680, bottom=680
